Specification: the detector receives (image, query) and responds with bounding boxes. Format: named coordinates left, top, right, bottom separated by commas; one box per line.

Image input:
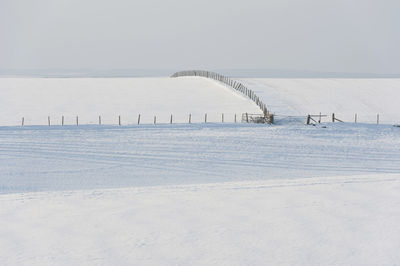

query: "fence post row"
left=171, top=70, right=270, bottom=120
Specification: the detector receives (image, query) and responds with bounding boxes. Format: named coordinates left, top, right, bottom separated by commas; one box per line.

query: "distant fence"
left=171, top=70, right=271, bottom=122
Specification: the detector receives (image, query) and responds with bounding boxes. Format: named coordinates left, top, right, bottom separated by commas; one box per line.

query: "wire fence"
left=275, top=113, right=400, bottom=126
left=7, top=112, right=400, bottom=127
left=13, top=113, right=252, bottom=127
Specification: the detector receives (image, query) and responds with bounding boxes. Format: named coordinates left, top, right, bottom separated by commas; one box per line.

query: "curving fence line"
left=171, top=70, right=271, bottom=122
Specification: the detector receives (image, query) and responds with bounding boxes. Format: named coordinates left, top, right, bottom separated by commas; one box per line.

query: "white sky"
left=1, top=0, right=399, bottom=74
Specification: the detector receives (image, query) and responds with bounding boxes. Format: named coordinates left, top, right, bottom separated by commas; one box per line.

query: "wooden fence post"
left=318, top=112, right=321, bottom=123
left=154, top=116, right=156, bottom=125
left=21, top=117, right=24, bottom=126
left=48, top=116, right=51, bottom=126
left=377, top=114, right=379, bottom=125
left=222, top=113, right=224, bottom=123
left=205, top=113, right=207, bottom=123
left=119, top=115, right=121, bottom=126
left=332, top=113, right=335, bottom=122
left=99, top=116, right=101, bottom=125
left=170, top=114, right=173, bottom=124
left=246, top=113, right=249, bottom=123
left=76, top=116, right=79, bottom=126
left=234, top=114, right=237, bottom=123
left=189, top=114, right=191, bottom=124
left=137, top=114, right=141, bottom=125
left=62, top=116, right=64, bottom=126
left=355, top=114, right=357, bottom=123
left=306, top=115, right=311, bottom=125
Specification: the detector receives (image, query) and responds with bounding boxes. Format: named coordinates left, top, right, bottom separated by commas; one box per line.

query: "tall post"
left=76, top=116, right=79, bottom=126
left=189, top=114, right=191, bottom=124
left=377, top=114, right=379, bottom=125
left=119, top=115, right=121, bottom=126
left=205, top=113, right=207, bottom=123
left=154, top=116, right=156, bottom=125
left=21, top=117, right=24, bottom=126
left=99, top=115, right=101, bottom=125
left=222, top=113, right=224, bottom=123
left=137, top=114, right=141, bottom=125
left=48, top=116, right=51, bottom=126
left=62, top=116, right=64, bottom=126
left=355, top=114, right=357, bottom=123
left=170, top=114, right=173, bottom=124
left=332, top=113, right=335, bottom=122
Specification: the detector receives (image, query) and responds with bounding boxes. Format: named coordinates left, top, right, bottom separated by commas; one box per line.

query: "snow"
left=1, top=123, right=400, bottom=194
left=0, top=77, right=261, bottom=126
left=1, top=174, right=400, bottom=265
left=1, top=77, right=400, bottom=265
left=240, top=78, right=400, bottom=124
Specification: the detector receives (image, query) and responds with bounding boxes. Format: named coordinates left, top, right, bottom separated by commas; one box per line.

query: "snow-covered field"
left=0, top=77, right=260, bottom=126
left=1, top=77, right=400, bottom=265
left=240, top=78, right=400, bottom=124
left=1, top=123, right=400, bottom=194
left=1, top=173, right=400, bottom=265
left=1, top=77, right=400, bottom=126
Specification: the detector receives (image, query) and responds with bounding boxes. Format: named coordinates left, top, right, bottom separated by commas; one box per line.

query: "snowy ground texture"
left=1, top=123, right=400, bottom=265
left=1, top=123, right=400, bottom=194
left=1, top=173, right=400, bottom=266
left=1, top=77, right=400, bottom=265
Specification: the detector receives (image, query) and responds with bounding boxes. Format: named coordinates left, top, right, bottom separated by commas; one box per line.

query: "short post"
left=204, top=113, right=207, bottom=123
left=62, top=116, right=64, bottom=126
left=189, top=114, right=191, bottom=124
left=221, top=113, right=224, bottom=123
left=332, top=113, right=335, bottom=122
left=306, top=115, right=311, bottom=125
left=170, top=114, right=173, bottom=124
left=318, top=112, right=321, bottom=123
left=76, top=116, right=79, bottom=126
left=355, top=113, right=357, bottom=123
left=99, top=115, right=101, bottom=125
left=154, top=116, right=156, bottom=125
left=234, top=114, right=237, bottom=123
left=246, top=113, right=249, bottom=123
left=48, top=116, right=51, bottom=126
left=137, top=114, right=141, bottom=125
left=377, top=114, right=379, bottom=125
left=21, top=117, right=24, bottom=126
left=119, top=115, right=121, bottom=126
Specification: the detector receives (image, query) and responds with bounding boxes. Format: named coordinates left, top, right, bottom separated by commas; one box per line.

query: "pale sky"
left=1, top=0, right=399, bottom=74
